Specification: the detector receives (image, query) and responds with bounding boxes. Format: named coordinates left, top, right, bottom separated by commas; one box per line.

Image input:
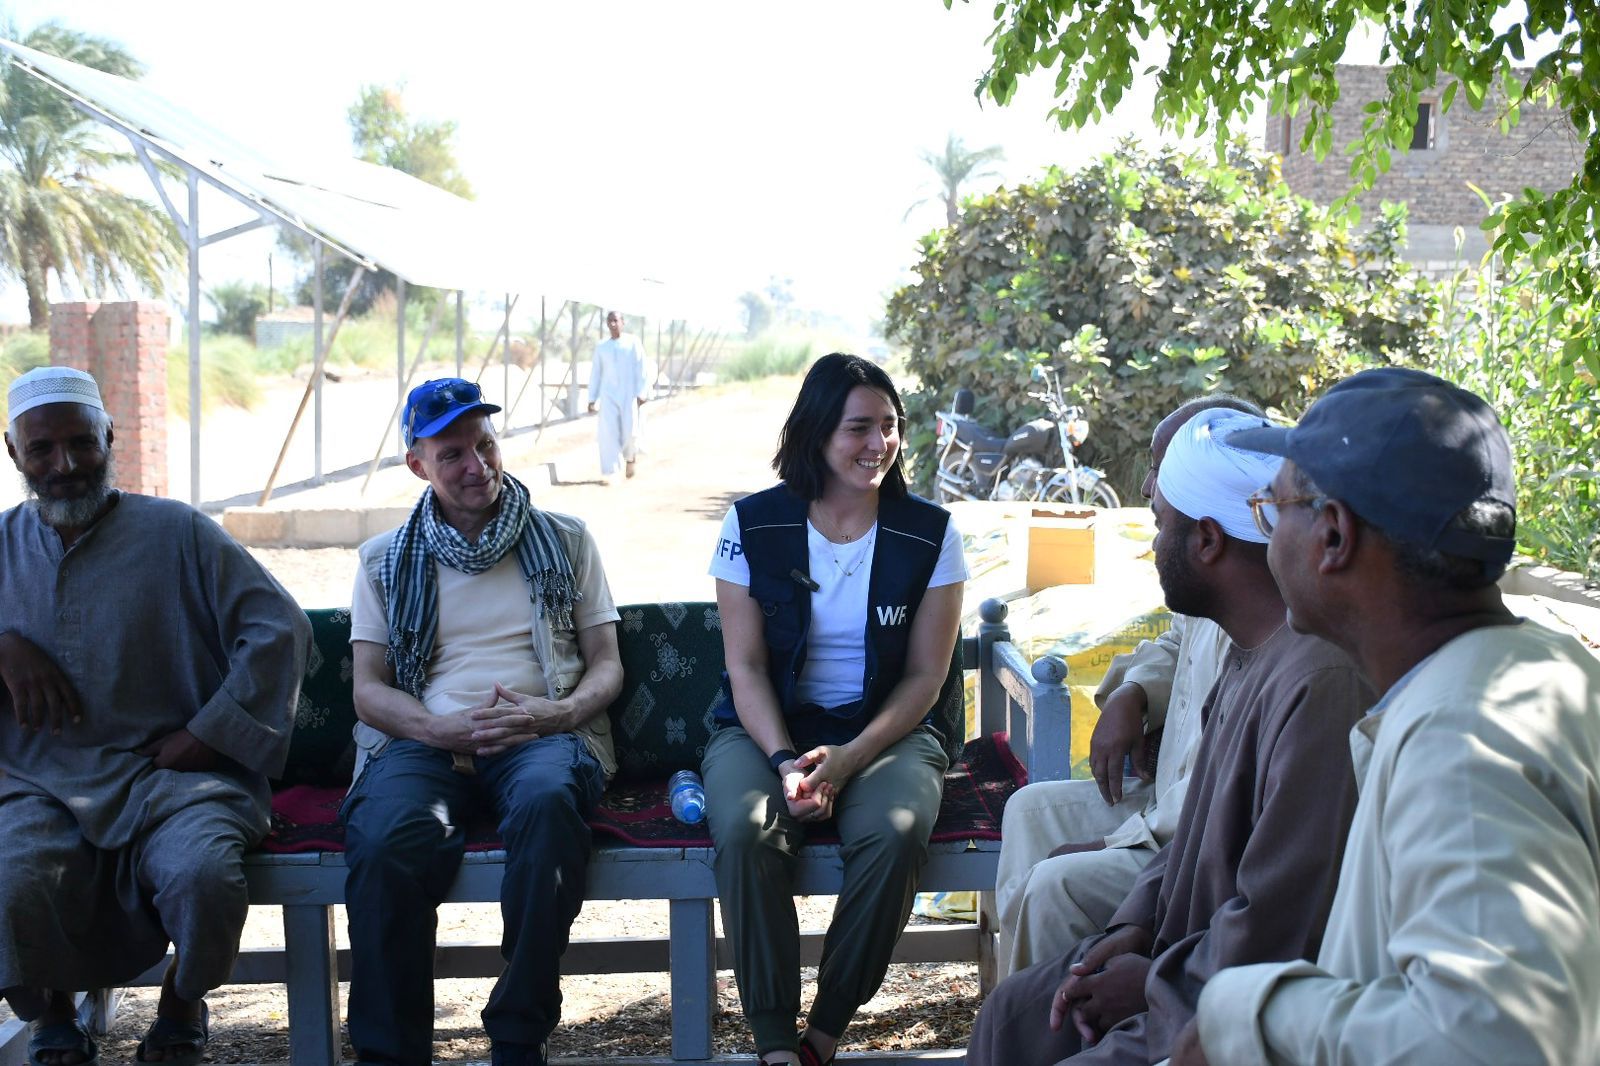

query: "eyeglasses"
left=405, top=380, right=482, bottom=443
left=1246, top=489, right=1326, bottom=538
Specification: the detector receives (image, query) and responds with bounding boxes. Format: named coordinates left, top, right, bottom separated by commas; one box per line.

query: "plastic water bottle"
left=669, top=769, right=706, bottom=824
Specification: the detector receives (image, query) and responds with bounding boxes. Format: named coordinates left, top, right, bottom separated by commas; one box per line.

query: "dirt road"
left=248, top=373, right=802, bottom=607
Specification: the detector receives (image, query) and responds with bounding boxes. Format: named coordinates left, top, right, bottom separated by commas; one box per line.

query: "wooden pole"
left=258, top=265, right=367, bottom=505
left=361, top=297, right=448, bottom=493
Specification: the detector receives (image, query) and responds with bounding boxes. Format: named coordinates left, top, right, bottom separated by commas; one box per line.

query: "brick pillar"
left=47, top=300, right=169, bottom=497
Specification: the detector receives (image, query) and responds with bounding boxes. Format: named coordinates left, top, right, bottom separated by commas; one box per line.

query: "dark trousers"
left=341, top=735, right=605, bottom=1066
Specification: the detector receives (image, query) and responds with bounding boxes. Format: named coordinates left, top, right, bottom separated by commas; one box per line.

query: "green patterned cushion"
left=608, top=602, right=728, bottom=781
left=278, top=608, right=359, bottom=787
left=278, top=601, right=967, bottom=788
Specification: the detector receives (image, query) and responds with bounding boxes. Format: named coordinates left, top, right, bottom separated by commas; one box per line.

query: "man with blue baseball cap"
left=343, top=377, right=625, bottom=1066
left=1169, top=367, right=1600, bottom=1065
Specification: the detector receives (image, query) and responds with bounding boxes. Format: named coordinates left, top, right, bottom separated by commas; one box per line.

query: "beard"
left=1154, top=512, right=1210, bottom=619
left=23, top=453, right=116, bottom=530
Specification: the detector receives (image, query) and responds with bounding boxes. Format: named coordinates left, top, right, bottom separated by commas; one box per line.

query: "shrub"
left=1426, top=245, right=1599, bottom=582
left=167, top=333, right=261, bottom=418
left=0, top=330, right=50, bottom=422
left=885, top=141, right=1435, bottom=495
left=206, top=281, right=269, bottom=339
left=717, top=336, right=816, bottom=382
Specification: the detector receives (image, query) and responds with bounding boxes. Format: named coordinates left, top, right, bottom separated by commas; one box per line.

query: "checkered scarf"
left=382, top=472, right=579, bottom=699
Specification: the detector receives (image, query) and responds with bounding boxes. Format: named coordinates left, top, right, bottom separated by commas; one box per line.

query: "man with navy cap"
left=343, top=377, right=624, bottom=1066
left=1170, top=367, right=1600, bottom=1065
left=1, top=366, right=308, bottom=1066
left=967, top=406, right=1371, bottom=1066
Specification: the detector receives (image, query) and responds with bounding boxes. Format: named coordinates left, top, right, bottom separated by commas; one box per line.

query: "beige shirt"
left=351, top=509, right=621, bottom=779
left=1196, top=621, right=1600, bottom=1066
left=1096, top=613, right=1232, bottom=851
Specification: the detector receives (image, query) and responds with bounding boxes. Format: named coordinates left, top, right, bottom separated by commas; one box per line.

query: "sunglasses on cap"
left=404, top=380, right=489, bottom=446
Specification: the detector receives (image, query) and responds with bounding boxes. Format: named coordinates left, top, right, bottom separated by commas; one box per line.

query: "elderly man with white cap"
left=965, top=406, right=1373, bottom=1066
left=0, top=366, right=308, bottom=1066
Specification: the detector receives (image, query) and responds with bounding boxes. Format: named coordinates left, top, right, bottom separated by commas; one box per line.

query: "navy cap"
left=402, top=378, right=501, bottom=447
left=1227, top=367, right=1516, bottom=565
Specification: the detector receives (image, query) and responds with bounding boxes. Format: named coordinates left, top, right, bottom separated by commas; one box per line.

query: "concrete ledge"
left=223, top=506, right=413, bottom=548
left=1501, top=561, right=1600, bottom=608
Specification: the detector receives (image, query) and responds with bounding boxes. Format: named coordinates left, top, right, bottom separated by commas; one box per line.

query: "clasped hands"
left=427, top=682, right=568, bottom=757
left=1049, top=924, right=1154, bottom=1046
left=777, top=743, right=865, bottom=823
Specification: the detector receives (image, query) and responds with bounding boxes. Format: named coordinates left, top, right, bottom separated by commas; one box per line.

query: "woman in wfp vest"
left=703, top=353, right=969, bottom=1066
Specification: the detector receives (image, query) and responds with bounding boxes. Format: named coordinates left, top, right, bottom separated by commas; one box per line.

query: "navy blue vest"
left=712, top=485, right=952, bottom=747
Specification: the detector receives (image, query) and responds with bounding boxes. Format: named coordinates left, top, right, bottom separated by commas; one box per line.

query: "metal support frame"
left=361, top=298, right=446, bottom=492
left=396, top=278, right=407, bottom=458
left=455, top=290, right=464, bottom=376
left=259, top=267, right=366, bottom=505
left=313, top=244, right=325, bottom=482
left=186, top=172, right=201, bottom=504
left=501, top=291, right=512, bottom=432
left=3, top=55, right=375, bottom=507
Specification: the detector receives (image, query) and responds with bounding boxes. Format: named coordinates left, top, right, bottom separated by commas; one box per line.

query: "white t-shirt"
left=708, top=503, right=968, bottom=708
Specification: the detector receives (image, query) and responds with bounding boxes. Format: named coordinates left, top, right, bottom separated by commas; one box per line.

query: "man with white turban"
left=995, top=397, right=1258, bottom=976
left=966, top=405, right=1374, bottom=1066
left=1, top=366, right=309, bottom=1066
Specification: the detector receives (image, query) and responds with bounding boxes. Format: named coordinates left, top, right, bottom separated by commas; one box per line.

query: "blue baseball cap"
left=402, top=378, right=501, bottom=447
left=1227, top=367, right=1516, bottom=565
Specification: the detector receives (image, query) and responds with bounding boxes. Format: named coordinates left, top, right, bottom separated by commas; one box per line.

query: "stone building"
left=1267, top=65, right=1582, bottom=267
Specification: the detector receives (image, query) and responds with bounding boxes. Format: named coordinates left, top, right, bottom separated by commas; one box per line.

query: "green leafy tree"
left=292, top=82, right=473, bottom=314
left=739, top=290, right=773, bottom=338
left=206, top=280, right=268, bottom=339
left=886, top=141, right=1435, bottom=495
left=0, top=22, right=182, bottom=329
left=347, top=83, right=474, bottom=198
left=907, top=133, right=1006, bottom=225
left=957, top=0, right=1598, bottom=329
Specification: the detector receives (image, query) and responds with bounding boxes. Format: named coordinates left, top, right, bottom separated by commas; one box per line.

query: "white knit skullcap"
left=1156, top=408, right=1282, bottom=544
left=7, top=366, right=105, bottom=422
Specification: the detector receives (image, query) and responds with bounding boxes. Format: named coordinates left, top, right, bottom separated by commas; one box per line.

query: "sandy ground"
left=23, top=372, right=985, bottom=1064
left=242, top=370, right=802, bottom=608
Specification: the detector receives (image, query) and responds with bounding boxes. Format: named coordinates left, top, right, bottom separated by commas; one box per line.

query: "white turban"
left=7, top=366, right=105, bottom=422
left=1156, top=408, right=1282, bottom=543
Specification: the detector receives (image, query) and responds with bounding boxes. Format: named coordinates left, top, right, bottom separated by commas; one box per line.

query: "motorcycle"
left=932, top=366, right=1122, bottom=508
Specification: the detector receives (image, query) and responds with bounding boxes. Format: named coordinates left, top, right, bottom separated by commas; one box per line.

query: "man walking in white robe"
left=586, top=310, right=650, bottom=480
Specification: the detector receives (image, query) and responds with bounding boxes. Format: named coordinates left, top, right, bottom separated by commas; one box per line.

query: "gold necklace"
left=829, top=531, right=876, bottom=579
left=810, top=504, right=873, bottom=543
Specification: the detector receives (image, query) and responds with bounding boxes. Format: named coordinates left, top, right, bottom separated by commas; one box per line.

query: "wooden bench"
left=0, top=599, right=1070, bottom=1066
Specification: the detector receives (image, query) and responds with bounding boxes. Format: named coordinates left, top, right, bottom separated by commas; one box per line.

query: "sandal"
left=27, top=1018, right=99, bottom=1066
left=134, top=1000, right=208, bottom=1066
left=798, top=1034, right=835, bottom=1066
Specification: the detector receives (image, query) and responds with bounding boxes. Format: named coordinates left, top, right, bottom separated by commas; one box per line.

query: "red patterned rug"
left=259, top=732, right=1026, bottom=855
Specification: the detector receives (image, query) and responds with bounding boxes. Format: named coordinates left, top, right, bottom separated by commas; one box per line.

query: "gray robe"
left=0, top=492, right=308, bottom=992
left=967, top=626, right=1372, bottom=1066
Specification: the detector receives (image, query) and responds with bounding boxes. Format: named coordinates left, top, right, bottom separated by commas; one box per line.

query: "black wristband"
left=768, top=749, right=798, bottom=774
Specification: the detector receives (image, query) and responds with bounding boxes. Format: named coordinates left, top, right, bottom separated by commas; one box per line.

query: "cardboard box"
left=1025, top=505, right=1097, bottom=590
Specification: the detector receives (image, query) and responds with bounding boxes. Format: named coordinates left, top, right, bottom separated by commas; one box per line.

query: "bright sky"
left=0, top=0, right=1208, bottom=333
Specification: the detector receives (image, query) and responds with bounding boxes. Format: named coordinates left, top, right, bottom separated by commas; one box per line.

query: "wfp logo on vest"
left=718, top=538, right=743, bottom=560
left=875, top=604, right=908, bottom=626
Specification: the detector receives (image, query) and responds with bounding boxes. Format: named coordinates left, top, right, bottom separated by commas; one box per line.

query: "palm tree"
left=0, top=22, right=182, bottom=330
left=908, top=133, right=1006, bottom=227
